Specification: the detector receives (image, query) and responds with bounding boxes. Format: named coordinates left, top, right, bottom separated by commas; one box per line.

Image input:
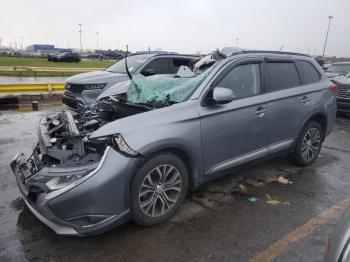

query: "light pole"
left=235, top=38, right=239, bottom=47
left=78, top=24, right=82, bottom=53
left=96, top=32, right=99, bottom=50
left=322, top=16, right=334, bottom=57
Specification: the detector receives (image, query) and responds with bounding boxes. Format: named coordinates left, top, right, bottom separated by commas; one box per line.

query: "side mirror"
left=142, top=68, right=156, bottom=76
left=212, top=87, right=234, bottom=104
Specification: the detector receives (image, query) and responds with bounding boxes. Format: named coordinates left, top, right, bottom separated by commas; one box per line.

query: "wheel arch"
left=306, top=112, right=328, bottom=141
left=140, top=145, right=203, bottom=190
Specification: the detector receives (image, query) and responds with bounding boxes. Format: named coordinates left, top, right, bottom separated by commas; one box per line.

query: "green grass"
left=0, top=56, right=115, bottom=68
left=0, top=71, right=80, bottom=77
left=0, top=56, right=115, bottom=77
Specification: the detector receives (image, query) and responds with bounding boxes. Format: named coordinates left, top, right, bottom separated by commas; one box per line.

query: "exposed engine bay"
left=37, top=50, right=228, bottom=169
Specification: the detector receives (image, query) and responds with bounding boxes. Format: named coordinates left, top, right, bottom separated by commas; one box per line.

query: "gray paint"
left=12, top=52, right=337, bottom=235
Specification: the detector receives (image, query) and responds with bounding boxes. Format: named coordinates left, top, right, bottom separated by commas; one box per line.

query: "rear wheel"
left=291, top=121, right=323, bottom=166
left=130, top=153, right=189, bottom=226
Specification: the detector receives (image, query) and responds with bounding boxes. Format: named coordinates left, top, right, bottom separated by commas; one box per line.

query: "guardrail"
left=0, top=83, right=65, bottom=94
left=0, top=66, right=104, bottom=72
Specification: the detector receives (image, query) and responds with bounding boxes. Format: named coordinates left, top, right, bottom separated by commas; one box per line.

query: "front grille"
left=65, top=83, right=85, bottom=94
left=337, top=86, right=350, bottom=98
left=63, top=97, right=78, bottom=109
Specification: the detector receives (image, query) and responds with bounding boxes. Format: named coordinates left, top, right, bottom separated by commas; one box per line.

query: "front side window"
left=266, top=62, right=300, bottom=92
left=171, top=58, right=193, bottom=73
left=217, top=63, right=261, bottom=99
left=142, top=58, right=170, bottom=75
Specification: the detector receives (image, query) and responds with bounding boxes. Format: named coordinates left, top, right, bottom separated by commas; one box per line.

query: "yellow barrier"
left=0, top=83, right=65, bottom=94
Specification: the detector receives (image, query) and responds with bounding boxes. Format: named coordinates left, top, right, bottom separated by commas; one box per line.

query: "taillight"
left=329, top=83, right=338, bottom=95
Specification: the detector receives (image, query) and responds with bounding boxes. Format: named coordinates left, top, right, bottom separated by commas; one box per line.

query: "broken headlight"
left=109, top=134, right=139, bottom=156
left=26, top=169, right=92, bottom=193
left=84, top=83, right=107, bottom=90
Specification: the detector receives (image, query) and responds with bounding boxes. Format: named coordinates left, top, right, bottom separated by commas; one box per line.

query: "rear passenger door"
left=262, top=59, right=318, bottom=152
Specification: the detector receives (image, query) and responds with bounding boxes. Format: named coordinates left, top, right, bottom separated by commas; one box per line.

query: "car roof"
left=129, top=53, right=197, bottom=60
left=229, top=50, right=310, bottom=59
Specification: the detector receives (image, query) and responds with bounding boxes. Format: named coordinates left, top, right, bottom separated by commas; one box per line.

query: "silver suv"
left=63, top=54, right=195, bottom=110
left=11, top=51, right=337, bottom=236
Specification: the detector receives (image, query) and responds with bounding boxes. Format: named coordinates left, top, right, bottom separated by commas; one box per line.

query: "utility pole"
left=322, top=16, right=334, bottom=57
left=235, top=38, right=239, bottom=47
left=78, top=23, right=82, bottom=53
left=96, top=32, right=99, bottom=50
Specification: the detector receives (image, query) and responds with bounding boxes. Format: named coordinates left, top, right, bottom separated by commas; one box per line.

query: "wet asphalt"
left=0, top=109, right=350, bottom=262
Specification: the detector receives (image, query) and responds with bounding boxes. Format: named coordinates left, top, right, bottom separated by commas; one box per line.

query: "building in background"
left=26, top=44, right=71, bottom=54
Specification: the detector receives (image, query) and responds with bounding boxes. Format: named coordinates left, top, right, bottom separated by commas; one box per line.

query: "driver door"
left=198, top=60, right=269, bottom=175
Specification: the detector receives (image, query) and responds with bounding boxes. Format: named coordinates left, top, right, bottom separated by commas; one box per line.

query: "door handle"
left=254, top=107, right=267, bottom=117
left=301, top=96, right=311, bottom=104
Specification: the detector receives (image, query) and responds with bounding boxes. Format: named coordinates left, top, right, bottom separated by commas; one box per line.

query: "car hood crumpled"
left=66, top=71, right=129, bottom=84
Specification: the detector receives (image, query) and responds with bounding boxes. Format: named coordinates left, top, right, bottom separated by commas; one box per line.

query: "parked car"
left=50, top=52, right=81, bottom=62
left=331, top=73, right=350, bottom=113
left=11, top=51, right=337, bottom=236
left=48, top=51, right=63, bottom=61
left=63, top=54, right=195, bottom=110
left=324, top=207, right=350, bottom=262
left=325, top=62, right=350, bottom=79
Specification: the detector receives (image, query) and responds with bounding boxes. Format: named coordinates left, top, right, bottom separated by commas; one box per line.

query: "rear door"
left=262, top=58, right=318, bottom=152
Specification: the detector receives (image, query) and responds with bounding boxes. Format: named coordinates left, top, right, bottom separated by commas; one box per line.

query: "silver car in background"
left=11, top=51, right=337, bottom=236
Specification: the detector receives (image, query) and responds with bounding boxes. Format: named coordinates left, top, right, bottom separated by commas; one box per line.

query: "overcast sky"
left=1, top=0, right=349, bottom=56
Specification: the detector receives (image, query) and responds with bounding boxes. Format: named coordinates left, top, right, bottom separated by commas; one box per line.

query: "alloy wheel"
left=301, top=127, right=321, bottom=161
left=138, top=164, right=182, bottom=217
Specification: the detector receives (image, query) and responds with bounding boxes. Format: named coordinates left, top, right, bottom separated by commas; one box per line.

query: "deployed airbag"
left=127, top=71, right=209, bottom=104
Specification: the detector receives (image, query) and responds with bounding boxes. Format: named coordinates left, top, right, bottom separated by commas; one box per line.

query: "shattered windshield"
left=105, top=54, right=154, bottom=74
left=127, top=63, right=217, bottom=104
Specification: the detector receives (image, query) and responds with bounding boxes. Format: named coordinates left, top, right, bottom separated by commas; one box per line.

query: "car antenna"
left=125, top=45, right=132, bottom=80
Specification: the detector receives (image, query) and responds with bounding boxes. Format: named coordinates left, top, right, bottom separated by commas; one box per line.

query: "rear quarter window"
left=266, top=62, right=300, bottom=92
left=295, top=60, right=321, bottom=85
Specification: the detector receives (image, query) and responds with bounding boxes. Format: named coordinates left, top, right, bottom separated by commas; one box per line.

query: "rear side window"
left=266, top=62, right=300, bottom=92
left=295, top=60, right=321, bottom=84
left=171, top=58, right=193, bottom=73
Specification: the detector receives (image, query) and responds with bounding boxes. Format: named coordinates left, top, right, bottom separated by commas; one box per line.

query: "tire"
left=290, top=121, right=324, bottom=166
left=130, top=153, right=189, bottom=226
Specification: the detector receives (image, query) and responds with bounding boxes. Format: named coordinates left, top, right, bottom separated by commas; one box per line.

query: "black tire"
left=290, top=121, right=324, bottom=166
left=130, top=153, right=189, bottom=226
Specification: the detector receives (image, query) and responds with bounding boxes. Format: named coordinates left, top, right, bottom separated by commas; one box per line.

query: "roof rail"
left=230, top=50, right=311, bottom=57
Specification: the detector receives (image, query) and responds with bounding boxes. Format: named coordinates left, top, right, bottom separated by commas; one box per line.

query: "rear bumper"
left=10, top=146, right=138, bottom=236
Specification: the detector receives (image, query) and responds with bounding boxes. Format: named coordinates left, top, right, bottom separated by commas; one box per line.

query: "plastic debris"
left=283, top=202, right=291, bottom=206
left=277, top=176, right=292, bottom=185
left=238, top=184, right=248, bottom=194
left=266, top=199, right=280, bottom=206
left=245, top=177, right=265, bottom=187
left=247, top=197, right=259, bottom=203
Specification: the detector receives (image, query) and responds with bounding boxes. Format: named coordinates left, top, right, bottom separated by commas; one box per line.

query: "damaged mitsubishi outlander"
left=11, top=51, right=337, bottom=236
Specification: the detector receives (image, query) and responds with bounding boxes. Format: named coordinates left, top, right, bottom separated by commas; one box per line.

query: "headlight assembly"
left=26, top=169, right=92, bottom=193
left=110, top=134, right=139, bottom=156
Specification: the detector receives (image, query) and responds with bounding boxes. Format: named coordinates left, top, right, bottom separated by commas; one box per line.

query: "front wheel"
left=291, top=121, right=324, bottom=166
left=130, top=153, right=189, bottom=226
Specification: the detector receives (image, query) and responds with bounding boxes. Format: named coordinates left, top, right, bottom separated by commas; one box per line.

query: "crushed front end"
left=10, top=109, right=139, bottom=235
